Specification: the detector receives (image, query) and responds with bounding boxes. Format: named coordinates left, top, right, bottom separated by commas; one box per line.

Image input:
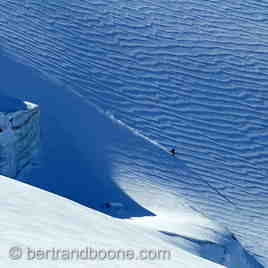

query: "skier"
left=170, top=148, right=176, bottom=156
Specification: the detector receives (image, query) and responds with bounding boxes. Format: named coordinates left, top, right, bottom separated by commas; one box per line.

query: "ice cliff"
left=0, top=96, right=40, bottom=177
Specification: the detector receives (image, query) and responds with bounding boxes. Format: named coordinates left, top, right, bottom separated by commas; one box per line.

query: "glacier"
left=0, top=0, right=267, bottom=267
left=0, top=66, right=264, bottom=267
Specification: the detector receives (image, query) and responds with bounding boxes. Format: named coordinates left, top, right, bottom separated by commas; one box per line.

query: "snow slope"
left=0, top=0, right=267, bottom=266
left=0, top=175, right=261, bottom=268
left=0, top=56, right=264, bottom=267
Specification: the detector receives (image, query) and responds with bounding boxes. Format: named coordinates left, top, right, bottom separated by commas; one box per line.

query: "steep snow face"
left=0, top=98, right=40, bottom=177
left=0, top=176, right=262, bottom=268
left=0, top=0, right=267, bottom=266
left=0, top=71, right=263, bottom=267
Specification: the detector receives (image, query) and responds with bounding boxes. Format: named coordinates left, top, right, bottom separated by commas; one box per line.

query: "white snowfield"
left=0, top=175, right=260, bottom=268
left=0, top=98, right=40, bottom=178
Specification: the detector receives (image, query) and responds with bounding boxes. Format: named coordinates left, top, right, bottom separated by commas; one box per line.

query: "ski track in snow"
left=0, top=0, right=268, bottom=266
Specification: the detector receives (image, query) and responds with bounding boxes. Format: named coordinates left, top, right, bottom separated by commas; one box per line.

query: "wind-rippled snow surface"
left=0, top=0, right=268, bottom=266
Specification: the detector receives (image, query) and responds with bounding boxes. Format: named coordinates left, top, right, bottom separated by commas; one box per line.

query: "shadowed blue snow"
left=0, top=95, right=26, bottom=113
left=0, top=0, right=267, bottom=266
left=0, top=56, right=155, bottom=219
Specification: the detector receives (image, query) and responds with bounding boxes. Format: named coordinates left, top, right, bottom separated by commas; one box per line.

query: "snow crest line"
left=68, top=86, right=167, bottom=150
left=69, top=87, right=237, bottom=210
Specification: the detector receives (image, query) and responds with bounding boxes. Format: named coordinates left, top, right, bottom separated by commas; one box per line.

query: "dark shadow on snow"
left=0, top=51, right=155, bottom=219
left=160, top=230, right=212, bottom=244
